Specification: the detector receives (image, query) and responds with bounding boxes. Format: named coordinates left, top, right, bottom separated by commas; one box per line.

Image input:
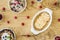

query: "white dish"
left=0, top=28, right=16, bottom=40
left=8, top=0, right=27, bottom=13
left=31, top=8, right=52, bottom=35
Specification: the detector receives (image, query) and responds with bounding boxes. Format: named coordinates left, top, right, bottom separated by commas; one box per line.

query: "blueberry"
left=5, top=39, right=6, bottom=40
left=21, top=4, right=24, bottom=7
left=13, top=6, right=15, bottom=8
left=37, top=0, right=41, bottom=1
left=3, top=37, right=4, bottom=38
left=5, top=36, right=7, bottom=37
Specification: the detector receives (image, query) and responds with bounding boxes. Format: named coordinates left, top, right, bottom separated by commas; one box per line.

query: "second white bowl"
left=31, top=8, right=53, bottom=35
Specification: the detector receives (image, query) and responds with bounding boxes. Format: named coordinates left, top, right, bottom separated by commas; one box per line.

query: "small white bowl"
left=0, top=28, right=16, bottom=40
left=31, top=8, right=52, bottom=35
left=8, top=0, right=27, bottom=13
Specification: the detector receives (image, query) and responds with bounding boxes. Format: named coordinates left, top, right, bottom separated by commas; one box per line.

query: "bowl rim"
left=31, top=8, right=52, bottom=35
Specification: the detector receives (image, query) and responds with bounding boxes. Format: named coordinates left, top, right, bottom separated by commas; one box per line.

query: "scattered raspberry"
left=39, top=5, right=42, bottom=8
left=2, top=7, right=6, bottom=11
left=14, top=16, right=17, bottom=19
left=55, top=36, right=60, bottom=40
left=21, top=22, right=25, bottom=26
left=27, top=16, right=30, bottom=19
left=31, top=1, right=35, bottom=4
left=53, top=2, right=58, bottom=6
left=58, top=18, right=60, bottom=22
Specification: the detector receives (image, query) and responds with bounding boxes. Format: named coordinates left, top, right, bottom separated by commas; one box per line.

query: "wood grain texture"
left=0, top=0, right=60, bottom=40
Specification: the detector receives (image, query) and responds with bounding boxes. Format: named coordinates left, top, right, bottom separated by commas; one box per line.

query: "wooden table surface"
left=0, top=0, right=60, bottom=40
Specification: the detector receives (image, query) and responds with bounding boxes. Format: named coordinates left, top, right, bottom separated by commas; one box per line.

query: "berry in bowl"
left=0, top=28, right=16, bottom=40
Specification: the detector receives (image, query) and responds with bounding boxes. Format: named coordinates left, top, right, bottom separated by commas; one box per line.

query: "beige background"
left=0, top=0, right=60, bottom=40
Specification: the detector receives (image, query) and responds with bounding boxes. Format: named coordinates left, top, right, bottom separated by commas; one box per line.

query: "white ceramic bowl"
left=36, top=0, right=43, bottom=2
left=31, top=8, right=52, bottom=35
left=0, top=28, right=16, bottom=40
left=8, top=0, right=27, bottom=13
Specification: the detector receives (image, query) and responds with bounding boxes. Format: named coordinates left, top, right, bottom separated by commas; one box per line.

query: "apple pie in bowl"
left=34, top=12, right=50, bottom=30
left=31, top=8, right=52, bottom=35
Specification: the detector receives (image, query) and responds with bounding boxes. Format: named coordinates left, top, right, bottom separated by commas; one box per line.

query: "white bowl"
left=0, top=28, right=16, bottom=40
left=8, top=0, right=27, bottom=13
left=31, top=8, right=52, bottom=35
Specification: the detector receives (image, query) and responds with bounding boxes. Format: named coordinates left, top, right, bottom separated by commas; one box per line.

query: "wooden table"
left=0, top=0, right=60, bottom=40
